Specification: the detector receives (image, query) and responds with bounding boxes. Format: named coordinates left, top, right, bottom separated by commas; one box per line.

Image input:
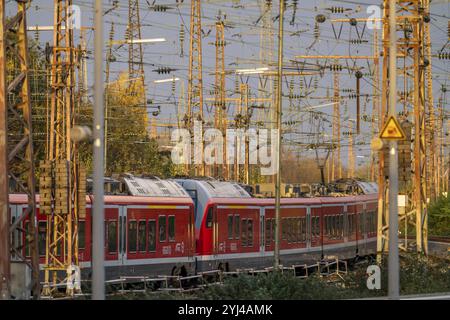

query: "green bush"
left=110, top=255, right=450, bottom=300
left=429, top=196, right=450, bottom=237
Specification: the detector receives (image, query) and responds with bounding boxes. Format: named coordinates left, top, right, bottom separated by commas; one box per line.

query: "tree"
left=105, top=73, right=173, bottom=177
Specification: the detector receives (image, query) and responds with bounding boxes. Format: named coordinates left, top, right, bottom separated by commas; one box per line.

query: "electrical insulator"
left=362, top=115, right=371, bottom=122
left=153, top=5, right=169, bottom=12
left=216, top=40, right=227, bottom=47
left=179, top=24, right=185, bottom=57
left=235, top=76, right=240, bottom=94
left=34, top=29, right=39, bottom=42
left=315, top=14, right=326, bottom=24
left=349, top=39, right=368, bottom=45
left=438, top=52, right=450, bottom=60
left=172, top=79, right=176, bottom=96
left=291, top=0, right=298, bottom=25
left=447, top=21, right=450, bottom=40
left=329, top=6, right=345, bottom=14
left=313, top=77, right=318, bottom=90
left=329, top=64, right=343, bottom=72
left=313, top=22, right=320, bottom=40
left=289, top=78, right=295, bottom=94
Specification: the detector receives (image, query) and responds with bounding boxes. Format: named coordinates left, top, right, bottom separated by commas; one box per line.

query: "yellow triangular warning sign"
left=380, top=116, right=406, bottom=140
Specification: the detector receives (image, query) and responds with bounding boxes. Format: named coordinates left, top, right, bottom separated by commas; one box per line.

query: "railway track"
left=103, top=257, right=364, bottom=295
left=429, top=236, right=450, bottom=243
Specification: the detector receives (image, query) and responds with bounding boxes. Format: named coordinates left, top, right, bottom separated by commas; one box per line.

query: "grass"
left=108, top=254, right=450, bottom=300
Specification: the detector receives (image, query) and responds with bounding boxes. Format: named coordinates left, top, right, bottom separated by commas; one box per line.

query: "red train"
left=9, top=176, right=378, bottom=279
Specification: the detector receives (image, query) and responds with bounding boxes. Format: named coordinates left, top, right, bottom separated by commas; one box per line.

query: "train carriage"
left=176, top=179, right=378, bottom=272
left=10, top=176, right=196, bottom=280
left=9, top=176, right=378, bottom=280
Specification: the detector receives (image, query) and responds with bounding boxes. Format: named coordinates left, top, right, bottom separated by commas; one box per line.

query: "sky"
left=5, top=0, right=450, bottom=172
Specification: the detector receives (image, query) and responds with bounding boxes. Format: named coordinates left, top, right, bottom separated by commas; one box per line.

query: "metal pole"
left=274, top=0, right=284, bottom=270
left=388, top=0, right=400, bottom=300
left=92, top=0, right=105, bottom=300
left=0, top=0, right=10, bottom=300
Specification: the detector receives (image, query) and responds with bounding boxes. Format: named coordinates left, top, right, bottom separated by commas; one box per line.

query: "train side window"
left=271, top=219, right=275, bottom=243
left=247, top=219, right=254, bottom=247
left=294, top=218, right=299, bottom=243
left=38, top=222, right=46, bottom=257
left=293, top=218, right=298, bottom=243
left=168, top=216, right=176, bottom=242
left=206, top=208, right=213, bottom=228
left=241, top=219, right=247, bottom=245
left=311, top=217, right=316, bottom=238
left=348, top=214, right=353, bottom=236
left=317, top=217, right=321, bottom=237
left=265, top=219, right=272, bottom=246
left=79, top=221, right=85, bottom=250
left=234, top=215, right=240, bottom=240
left=228, top=215, right=233, bottom=240
left=359, top=213, right=364, bottom=234
left=334, top=215, right=339, bottom=238
left=335, top=215, right=339, bottom=238
left=128, top=220, right=137, bottom=253
left=107, top=221, right=118, bottom=253
left=291, top=218, right=297, bottom=243
left=328, top=215, right=332, bottom=237
left=138, top=221, right=146, bottom=252
left=148, top=220, right=156, bottom=252
left=24, top=221, right=29, bottom=257
left=301, top=218, right=306, bottom=242
left=286, top=218, right=291, bottom=243
left=281, top=218, right=287, bottom=241
left=159, top=216, right=167, bottom=242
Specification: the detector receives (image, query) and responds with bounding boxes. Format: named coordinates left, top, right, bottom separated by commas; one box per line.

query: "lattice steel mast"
left=0, top=0, right=39, bottom=299
left=377, top=0, right=429, bottom=257
left=40, top=0, right=85, bottom=297
left=213, top=20, right=228, bottom=179
left=331, top=68, right=342, bottom=181
left=185, top=0, right=204, bottom=176
left=128, top=0, right=145, bottom=98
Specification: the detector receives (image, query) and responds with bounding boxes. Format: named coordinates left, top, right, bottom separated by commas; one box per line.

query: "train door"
left=260, top=207, right=265, bottom=254
left=119, top=206, right=126, bottom=265
left=306, top=207, right=311, bottom=248
left=264, top=207, right=275, bottom=252
left=19, top=205, right=47, bottom=264
left=343, top=205, right=348, bottom=243
left=78, top=206, right=90, bottom=263
left=104, top=206, right=120, bottom=263
left=213, top=205, right=219, bottom=256
left=10, top=204, right=20, bottom=260
left=310, top=207, right=322, bottom=249
left=185, top=189, right=198, bottom=219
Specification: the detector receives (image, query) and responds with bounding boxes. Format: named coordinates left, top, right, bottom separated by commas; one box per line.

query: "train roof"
left=102, top=195, right=193, bottom=206
left=123, top=175, right=190, bottom=198
left=355, top=181, right=378, bottom=195
left=176, top=179, right=251, bottom=198
left=206, top=193, right=377, bottom=206
left=8, top=194, right=194, bottom=206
